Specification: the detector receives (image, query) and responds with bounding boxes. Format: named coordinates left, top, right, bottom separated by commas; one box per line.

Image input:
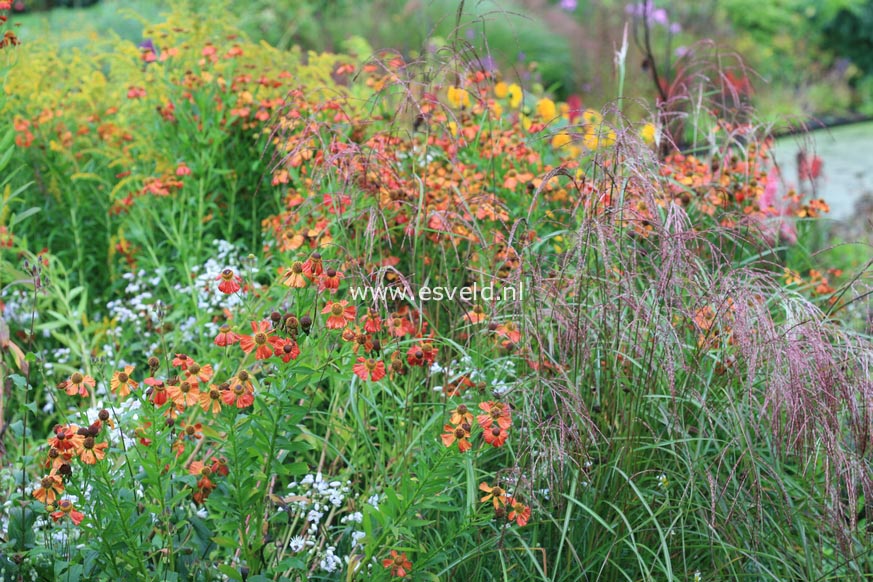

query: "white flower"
left=289, top=536, right=306, bottom=553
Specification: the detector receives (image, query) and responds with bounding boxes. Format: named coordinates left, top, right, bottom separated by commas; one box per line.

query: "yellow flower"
left=447, top=121, right=459, bottom=137
left=489, top=99, right=503, bottom=118
left=583, top=129, right=600, bottom=150
left=519, top=113, right=533, bottom=132
left=551, top=133, right=572, bottom=149
left=507, top=83, right=523, bottom=108
left=581, top=108, right=603, bottom=126
left=536, top=98, right=557, bottom=120
left=447, top=86, right=471, bottom=109
left=494, top=81, right=508, bottom=98
left=641, top=122, right=657, bottom=145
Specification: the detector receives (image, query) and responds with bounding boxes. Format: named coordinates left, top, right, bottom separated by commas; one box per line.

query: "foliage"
left=1, top=2, right=873, bottom=582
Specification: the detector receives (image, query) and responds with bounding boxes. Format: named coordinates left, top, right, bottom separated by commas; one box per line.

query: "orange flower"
left=78, top=436, right=108, bottom=464
left=322, top=300, right=356, bottom=329
left=318, top=268, right=343, bottom=293
left=301, top=252, right=324, bottom=278
left=60, top=371, right=95, bottom=397
left=168, top=380, right=200, bottom=409
left=239, top=320, right=281, bottom=360
left=479, top=481, right=507, bottom=509
left=222, top=381, right=254, bottom=408
left=216, top=268, right=242, bottom=294
left=440, top=423, right=472, bottom=453
left=110, top=366, right=137, bottom=398
left=274, top=338, right=301, bottom=363
left=144, top=377, right=170, bottom=407
left=214, top=324, right=241, bottom=347
left=200, top=385, right=223, bottom=414
left=185, top=361, right=214, bottom=387
left=507, top=497, right=531, bottom=526
left=51, top=499, right=85, bottom=526
left=282, top=261, right=307, bottom=288
left=363, top=308, right=383, bottom=333
left=33, top=474, right=64, bottom=505
left=48, top=425, right=84, bottom=453
left=483, top=425, right=509, bottom=447
left=382, top=550, right=412, bottom=578
left=406, top=341, right=437, bottom=367
left=477, top=401, right=512, bottom=430
left=449, top=404, right=473, bottom=426
left=494, top=321, right=521, bottom=344
left=463, top=304, right=488, bottom=324
left=352, top=357, right=386, bottom=382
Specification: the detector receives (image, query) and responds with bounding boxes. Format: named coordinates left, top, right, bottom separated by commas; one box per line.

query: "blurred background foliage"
left=8, top=0, right=873, bottom=123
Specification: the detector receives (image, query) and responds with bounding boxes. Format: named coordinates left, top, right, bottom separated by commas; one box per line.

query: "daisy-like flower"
left=479, top=482, right=508, bottom=509
left=49, top=425, right=84, bottom=453
left=449, top=404, right=473, bottom=426
left=168, top=380, right=200, bottom=409
left=215, top=324, right=241, bottom=347
left=273, top=338, right=301, bottom=363
left=440, top=422, right=472, bottom=452
left=495, top=321, right=521, bottom=344
left=239, top=320, right=281, bottom=360
left=322, top=300, right=356, bottom=329
left=483, top=425, right=509, bottom=447
left=33, top=474, right=64, bottom=505
left=387, top=315, right=414, bottom=338
left=78, top=436, right=108, bottom=464
left=406, top=342, right=437, bottom=367
left=507, top=497, right=531, bottom=526
left=173, top=422, right=204, bottom=457
left=185, top=360, right=214, bottom=387
left=382, top=550, right=412, bottom=578
left=144, top=377, right=170, bottom=407
left=353, top=357, right=386, bottom=382
left=477, top=401, right=512, bottom=430
left=172, top=353, right=193, bottom=369
left=216, top=268, right=242, bottom=294
left=318, top=268, right=343, bottom=293
left=110, top=366, right=137, bottom=398
left=362, top=308, right=383, bottom=333
left=282, top=261, right=307, bottom=288
left=200, top=385, right=223, bottom=414
left=463, top=304, right=488, bottom=324
left=222, top=381, right=254, bottom=408
left=60, top=371, right=96, bottom=397
left=301, top=252, right=324, bottom=279
left=51, top=499, right=85, bottom=526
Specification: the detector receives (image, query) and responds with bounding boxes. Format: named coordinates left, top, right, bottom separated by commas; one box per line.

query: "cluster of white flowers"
left=280, top=473, right=371, bottom=575
left=99, top=240, right=244, bottom=361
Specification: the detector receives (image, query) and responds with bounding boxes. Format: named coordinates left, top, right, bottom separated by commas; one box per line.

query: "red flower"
left=222, top=381, right=254, bottom=408
left=507, top=497, right=531, bottom=526
left=216, top=268, right=242, bottom=294
left=239, top=320, right=281, bottom=360
left=301, top=252, right=324, bottom=279
left=352, top=357, right=386, bottom=382
left=322, top=300, right=356, bottom=329
left=144, top=377, right=170, bottom=407
left=59, top=371, right=96, bottom=397
left=317, top=268, right=343, bottom=293
left=483, top=425, right=509, bottom=447
left=214, top=324, right=241, bottom=347
left=440, top=422, right=472, bottom=453
left=362, top=308, right=383, bottom=333
left=477, top=400, right=512, bottom=430
left=406, top=341, right=437, bottom=367
left=51, top=499, right=85, bottom=526
left=382, top=550, right=412, bottom=578
left=273, top=338, right=301, bottom=363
